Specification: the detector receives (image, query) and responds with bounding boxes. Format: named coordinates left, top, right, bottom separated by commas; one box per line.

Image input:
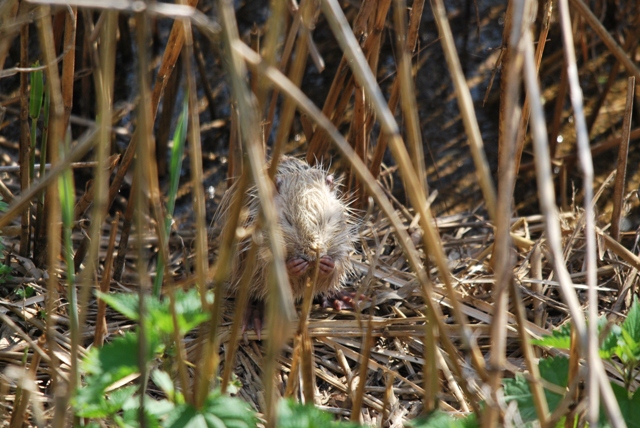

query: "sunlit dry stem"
left=321, top=0, right=487, bottom=384
left=233, top=41, right=483, bottom=414
left=215, top=2, right=296, bottom=425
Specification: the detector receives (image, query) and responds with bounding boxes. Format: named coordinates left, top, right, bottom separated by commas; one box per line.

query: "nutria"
left=211, top=156, right=356, bottom=329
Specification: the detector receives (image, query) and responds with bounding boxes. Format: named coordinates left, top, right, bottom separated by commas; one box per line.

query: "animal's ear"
left=275, top=176, right=284, bottom=193
left=325, top=174, right=335, bottom=190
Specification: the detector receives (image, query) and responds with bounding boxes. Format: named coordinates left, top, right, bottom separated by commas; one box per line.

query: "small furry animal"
left=211, top=156, right=356, bottom=327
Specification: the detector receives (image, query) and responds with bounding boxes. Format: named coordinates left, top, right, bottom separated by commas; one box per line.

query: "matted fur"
left=211, top=156, right=356, bottom=301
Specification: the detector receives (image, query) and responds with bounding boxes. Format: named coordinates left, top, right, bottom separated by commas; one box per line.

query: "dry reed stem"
left=94, top=213, right=119, bottom=348
left=556, top=0, right=621, bottom=422
left=103, top=1, right=195, bottom=237
left=512, top=0, right=552, bottom=180
left=34, top=6, right=66, bottom=425
left=215, top=3, right=296, bottom=424
left=430, top=0, right=497, bottom=222
left=182, top=4, right=209, bottom=338
left=351, top=313, right=375, bottom=424
left=60, top=7, right=76, bottom=134
left=511, top=281, right=549, bottom=424
left=598, top=230, right=640, bottom=271
left=610, top=76, right=635, bottom=241
left=393, top=0, right=427, bottom=193
left=321, top=0, right=488, bottom=386
left=132, top=8, right=155, bottom=416
left=523, top=2, right=623, bottom=421
left=568, top=0, right=640, bottom=82
left=76, top=9, right=117, bottom=361
left=268, top=0, right=315, bottom=180
left=254, top=0, right=286, bottom=114
left=483, top=0, right=529, bottom=422
left=220, top=204, right=256, bottom=393
left=18, top=8, right=29, bottom=258
left=234, top=42, right=480, bottom=414
left=586, top=34, right=638, bottom=135
left=262, top=3, right=301, bottom=144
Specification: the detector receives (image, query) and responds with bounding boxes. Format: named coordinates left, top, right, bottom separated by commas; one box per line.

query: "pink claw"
left=287, top=257, right=310, bottom=276
left=319, top=255, right=335, bottom=276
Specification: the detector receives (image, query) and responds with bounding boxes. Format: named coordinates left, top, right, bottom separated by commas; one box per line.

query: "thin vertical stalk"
left=133, top=8, right=154, bottom=424
left=255, top=0, right=287, bottom=114
left=610, top=77, right=634, bottom=241
left=558, top=0, right=599, bottom=423
left=19, top=9, right=30, bottom=257
left=181, top=2, right=209, bottom=353
left=321, top=0, right=488, bottom=383
left=77, top=8, right=117, bottom=346
left=513, top=0, right=552, bottom=179
left=393, top=0, right=427, bottom=192
left=269, top=0, right=314, bottom=179
left=211, top=3, right=296, bottom=425
left=482, top=0, right=527, bottom=422
left=36, top=4, right=65, bottom=426
left=568, top=0, right=640, bottom=82
left=60, top=6, right=77, bottom=134
left=233, top=43, right=482, bottom=414
left=522, top=6, right=624, bottom=421
left=430, top=0, right=496, bottom=221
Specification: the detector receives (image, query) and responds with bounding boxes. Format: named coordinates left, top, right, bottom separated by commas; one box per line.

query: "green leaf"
left=58, top=167, right=76, bottom=234
left=97, top=289, right=209, bottom=337
left=122, top=394, right=175, bottom=419
left=277, top=399, right=362, bottom=428
left=503, top=356, right=569, bottom=423
left=29, top=62, right=43, bottom=121
left=74, top=384, right=137, bottom=418
left=408, top=410, right=478, bottom=428
left=166, top=95, right=188, bottom=219
left=151, top=370, right=175, bottom=400
left=610, top=382, right=640, bottom=427
left=16, top=286, right=35, bottom=299
left=81, top=332, right=158, bottom=393
left=600, top=323, right=623, bottom=359
left=623, top=297, right=640, bottom=345
left=97, top=291, right=141, bottom=322
left=531, top=324, right=571, bottom=349
left=171, top=289, right=211, bottom=335
left=503, top=373, right=539, bottom=423
left=163, top=392, right=256, bottom=428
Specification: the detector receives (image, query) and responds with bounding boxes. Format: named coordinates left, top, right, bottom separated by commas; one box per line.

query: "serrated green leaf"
left=97, top=291, right=142, bottom=321
left=81, top=332, right=157, bottom=392
left=151, top=370, right=175, bottom=400
left=620, top=329, right=640, bottom=364
left=73, top=384, right=137, bottom=418
left=172, top=288, right=210, bottom=334
left=623, top=296, right=640, bottom=344
left=277, top=399, right=362, bottom=428
left=538, top=355, right=569, bottom=388
left=531, top=324, right=572, bottom=349
left=121, top=405, right=162, bottom=428
left=503, top=356, right=569, bottom=423
left=503, top=374, right=539, bottom=423
left=162, top=391, right=256, bottom=428
left=601, top=323, right=623, bottom=359
left=610, top=381, right=640, bottom=427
